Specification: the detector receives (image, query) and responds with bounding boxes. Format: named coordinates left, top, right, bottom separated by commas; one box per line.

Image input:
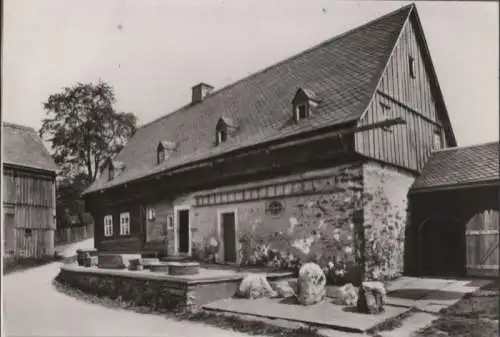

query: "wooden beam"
left=377, top=89, right=442, bottom=128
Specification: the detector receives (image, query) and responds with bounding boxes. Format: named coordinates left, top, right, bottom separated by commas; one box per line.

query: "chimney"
left=191, top=82, right=214, bottom=104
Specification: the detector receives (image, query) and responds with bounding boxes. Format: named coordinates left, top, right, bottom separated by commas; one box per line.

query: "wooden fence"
left=55, top=223, right=94, bottom=245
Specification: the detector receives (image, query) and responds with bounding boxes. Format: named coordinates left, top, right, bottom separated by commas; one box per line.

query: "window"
left=217, top=129, right=228, bottom=144
left=267, top=200, right=285, bottom=216
left=380, top=102, right=392, bottom=131
left=108, top=166, right=114, bottom=181
left=158, top=149, right=166, bottom=164
left=104, top=215, right=113, bottom=237
left=296, top=104, right=308, bottom=121
left=120, top=212, right=130, bottom=236
left=433, top=130, right=442, bottom=151
left=409, top=55, right=415, bottom=79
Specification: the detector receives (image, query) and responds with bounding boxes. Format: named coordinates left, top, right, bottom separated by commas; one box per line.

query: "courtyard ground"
left=3, top=262, right=255, bottom=337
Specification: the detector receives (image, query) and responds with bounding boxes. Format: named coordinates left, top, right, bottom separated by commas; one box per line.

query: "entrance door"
left=466, top=209, right=499, bottom=277
left=178, top=209, right=190, bottom=254
left=221, top=212, right=236, bottom=263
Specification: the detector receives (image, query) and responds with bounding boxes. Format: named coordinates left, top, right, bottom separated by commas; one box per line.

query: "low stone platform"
left=203, top=297, right=409, bottom=333
left=56, top=263, right=293, bottom=312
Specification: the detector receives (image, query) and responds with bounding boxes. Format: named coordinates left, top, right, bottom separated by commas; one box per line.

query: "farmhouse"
left=406, top=142, right=499, bottom=278
left=3, top=122, right=58, bottom=259
left=83, top=4, right=457, bottom=280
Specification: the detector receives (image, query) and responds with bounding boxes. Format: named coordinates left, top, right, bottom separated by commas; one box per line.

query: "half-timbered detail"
left=83, top=5, right=459, bottom=279
left=407, top=142, right=499, bottom=277
left=3, top=122, right=58, bottom=259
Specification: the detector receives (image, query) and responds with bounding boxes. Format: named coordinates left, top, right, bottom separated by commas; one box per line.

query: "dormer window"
left=217, top=129, right=228, bottom=144
left=216, top=116, right=238, bottom=146
left=296, top=104, right=309, bottom=121
left=107, top=160, right=125, bottom=181
left=157, top=141, right=177, bottom=164
left=292, top=88, right=320, bottom=122
left=108, top=165, right=115, bottom=181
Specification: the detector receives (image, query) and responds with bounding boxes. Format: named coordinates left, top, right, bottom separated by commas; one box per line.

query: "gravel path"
left=3, top=262, right=252, bottom=337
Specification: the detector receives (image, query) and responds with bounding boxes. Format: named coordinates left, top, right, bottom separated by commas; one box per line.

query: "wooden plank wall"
left=3, top=168, right=56, bottom=258
left=355, top=17, right=446, bottom=173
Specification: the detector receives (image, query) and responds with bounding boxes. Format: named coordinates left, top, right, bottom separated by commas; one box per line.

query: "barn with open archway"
left=405, top=141, right=499, bottom=277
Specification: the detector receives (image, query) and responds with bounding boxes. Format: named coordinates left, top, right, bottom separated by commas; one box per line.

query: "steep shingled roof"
left=411, top=142, right=499, bottom=191
left=3, top=122, right=58, bottom=172
left=85, top=4, right=416, bottom=194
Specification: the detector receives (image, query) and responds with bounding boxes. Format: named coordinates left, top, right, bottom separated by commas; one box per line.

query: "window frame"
left=409, top=55, right=416, bottom=79
left=104, top=215, right=113, bottom=237
left=217, top=129, right=228, bottom=145
left=120, top=212, right=131, bottom=236
left=433, top=129, right=443, bottom=151
left=379, top=102, right=392, bottom=132
left=295, top=103, right=309, bottom=121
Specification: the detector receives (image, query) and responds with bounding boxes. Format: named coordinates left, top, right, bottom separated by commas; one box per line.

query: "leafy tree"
left=40, top=81, right=137, bottom=182
left=40, top=81, right=137, bottom=229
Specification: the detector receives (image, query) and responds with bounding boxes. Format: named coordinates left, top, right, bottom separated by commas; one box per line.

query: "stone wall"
left=362, top=161, right=416, bottom=281
left=166, top=164, right=364, bottom=270
left=56, top=265, right=243, bottom=311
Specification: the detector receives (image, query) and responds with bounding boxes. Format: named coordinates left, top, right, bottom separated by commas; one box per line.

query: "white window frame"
left=120, top=212, right=131, bottom=236
left=433, top=130, right=442, bottom=151
left=295, top=103, right=308, bottom=121
left=104, top=215, right=113, bottom=237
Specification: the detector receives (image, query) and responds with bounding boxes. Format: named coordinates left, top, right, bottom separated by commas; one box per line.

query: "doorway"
left=176, top=208, right=190, bottom=254
left=219, top=210, right=237, bottom=263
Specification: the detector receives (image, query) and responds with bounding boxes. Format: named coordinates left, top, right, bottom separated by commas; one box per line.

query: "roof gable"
left=84, top=4, right=414, bottom=194
left=410, top=142, right=499, bottom=192
left=3, top=122, right=58, bottom=173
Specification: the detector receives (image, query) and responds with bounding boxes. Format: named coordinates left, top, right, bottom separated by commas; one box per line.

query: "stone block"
left=270, top=280, right=296, bottom=298
left=236, top=274, right=278, bottom=299
left=357, top=281, right=386, bottom=314
left=297, top=262, right=326, bottom=305
left=166, top=262, right=200, bottom=276
left=97, top=254, right=126, bottom=269
left=149, top=262, right=169, bottom=273
left=82, top=256, right=98, bottom=268
left=327, top=283, right=358, bottom=306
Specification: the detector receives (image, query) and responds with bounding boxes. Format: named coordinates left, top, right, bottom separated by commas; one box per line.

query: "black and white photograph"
left=2, top=1, right=499, bottom=336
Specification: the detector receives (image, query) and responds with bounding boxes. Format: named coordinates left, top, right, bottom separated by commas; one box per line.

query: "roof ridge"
left=3, top=121, right=37, bottom=133
left=432, top=141, right=499, bottom=153
left=138, top=3, right=415, bottom=131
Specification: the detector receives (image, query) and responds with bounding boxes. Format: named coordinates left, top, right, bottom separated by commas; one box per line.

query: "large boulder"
left=328, top=283, right=358, bottom=306
left=236, top=274, right=278, bottom=299
left=297, top=262, right=326, bottom=305
left=271, top=280, right=296, bottom=298
left=357, top=281, right=386, bottom=314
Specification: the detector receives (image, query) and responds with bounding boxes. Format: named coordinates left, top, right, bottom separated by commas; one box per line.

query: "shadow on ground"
left=387, top=289, right=465, bottom=301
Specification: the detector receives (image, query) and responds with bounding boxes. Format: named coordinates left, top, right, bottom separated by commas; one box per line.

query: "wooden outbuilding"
left=406, top=142, right=499, bottom=277
left=3, top=122, right=58, bottom=258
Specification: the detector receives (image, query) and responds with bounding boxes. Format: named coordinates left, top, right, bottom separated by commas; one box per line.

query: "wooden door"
left=3, top=212, right=15, bottom=254
left=466, top=209, right=499, bottom=277
left=178, top=209, right=190, bottom=254
left=221, top=212, right=236, bottom=263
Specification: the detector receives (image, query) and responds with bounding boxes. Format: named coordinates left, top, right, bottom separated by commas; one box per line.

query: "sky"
left=3, top=0, right=498, bottom=147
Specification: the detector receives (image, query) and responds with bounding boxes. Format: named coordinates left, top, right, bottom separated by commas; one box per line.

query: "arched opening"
left=465, top=209, right=499, bottom=277
left=417, top=214, right=463, bottom=276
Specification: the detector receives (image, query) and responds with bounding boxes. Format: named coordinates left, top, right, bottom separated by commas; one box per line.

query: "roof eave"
left=409, top=178, right=500, bottom=195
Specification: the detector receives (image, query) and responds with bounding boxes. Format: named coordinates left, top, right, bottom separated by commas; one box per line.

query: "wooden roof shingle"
left=3, top=122, right=58, bottom=173
left=84, top=4, right=416, bottom=194
left=410, top=142, right=499, bottom=192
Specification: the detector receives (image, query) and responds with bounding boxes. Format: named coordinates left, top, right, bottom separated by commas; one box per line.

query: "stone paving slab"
left=377, top=312, right=437, bottom=337
left=203, top=297, right=409, bottom=333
